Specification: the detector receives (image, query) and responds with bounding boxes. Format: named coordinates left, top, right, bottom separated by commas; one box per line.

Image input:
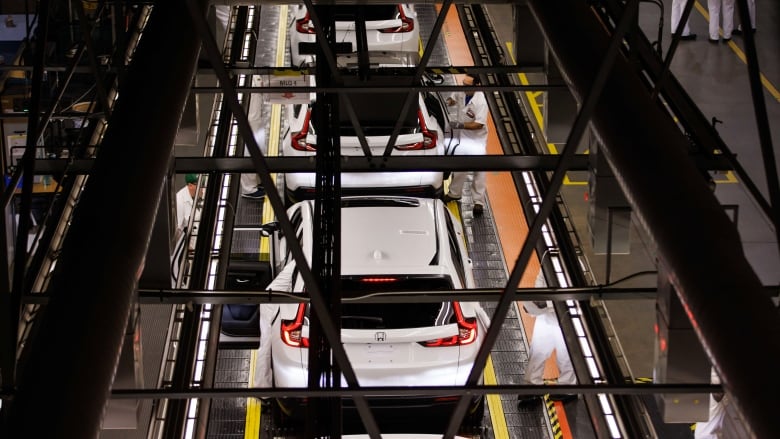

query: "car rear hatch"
left=338, top=277, right=476, bottom=386
left=330, top=5, right=409, bottom=31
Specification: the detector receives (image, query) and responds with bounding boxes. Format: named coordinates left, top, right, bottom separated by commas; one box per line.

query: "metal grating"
left=416, top=5, right=452, bottom=67
left=207, top=349, right=253, bottom=438
left=99, top=304, right=172, bottom=439
left=456, top=172, right=550, bottom=439
left=212, top=5, right=283, bottom=438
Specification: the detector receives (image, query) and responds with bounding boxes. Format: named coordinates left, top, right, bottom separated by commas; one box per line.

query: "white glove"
left=449, top=121, right=464, bottom=130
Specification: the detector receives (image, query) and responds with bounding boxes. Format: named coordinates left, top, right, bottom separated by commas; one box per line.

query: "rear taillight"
left=359, top=277, right=399, bottom=283
left=379, top=6, right=414, bottom=33
left=395, top=110, right=437, bottom=151
left=420, top=302, right=477, bottom=347
left=295, top=12, right=315, bottom=34
left=281, top=303, right=309, bottom=348
left=291, top=111, right=315, bottom=151
left=302, top=6, right=413, bottom=35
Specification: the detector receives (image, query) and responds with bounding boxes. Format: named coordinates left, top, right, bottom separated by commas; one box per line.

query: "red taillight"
left=420, top=302, right=477, bottom=347
left=291, top=111, right=315, bottom=151
left=379, top=6, right=414, bottom=33
left=296, top=12, right=315, bottom=34
left=302, top=6, right=413, bottom=35
left=359, top=277, right=399, bottom=283
left=395, top=110, right=437, bottom=151
left=281, top=303, right=309, bottom=348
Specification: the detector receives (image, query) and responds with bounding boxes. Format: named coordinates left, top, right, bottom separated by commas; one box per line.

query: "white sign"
left=265, top=74, right=313, bottom=104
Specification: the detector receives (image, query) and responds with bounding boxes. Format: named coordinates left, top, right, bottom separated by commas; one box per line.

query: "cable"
left=602, top=270, right=658, bottom=287
left=639, top=0, right=664, bottom=57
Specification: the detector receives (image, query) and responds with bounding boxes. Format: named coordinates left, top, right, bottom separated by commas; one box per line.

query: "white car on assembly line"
left=265, top=196, right=487, bottom=435
left=289, top=4, right=420, bottom=67
left=280, top=75, right=450, bottom=204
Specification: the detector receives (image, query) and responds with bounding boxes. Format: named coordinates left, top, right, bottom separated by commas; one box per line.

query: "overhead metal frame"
left=443, top=2, right=643, bottom=437
left=598, top=0, right=777, bottom=226
left=527, top=1, right=780, bottom=438
left=32, top=152, right=735, bottom=174
left=0, top=0, right=778, bottom=438
left=5, top=0, right=207, bottom=437
left=157, top=6, right=258, bottom=437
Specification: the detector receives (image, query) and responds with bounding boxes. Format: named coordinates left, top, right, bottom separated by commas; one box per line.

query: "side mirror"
left=259, top=221, right=280, bottom=237
left=423, top=72, right=444, bottom=85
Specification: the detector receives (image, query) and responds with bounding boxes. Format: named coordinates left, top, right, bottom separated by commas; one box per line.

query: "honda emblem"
left=374, top=332, right=386, bottom=342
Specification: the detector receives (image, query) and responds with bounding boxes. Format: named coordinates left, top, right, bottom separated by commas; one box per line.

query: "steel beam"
left=100, top=382, right=724, bottom=399
left=7, top=0, right=206, bottom=437
left=527, top=0, right=780, bottom=437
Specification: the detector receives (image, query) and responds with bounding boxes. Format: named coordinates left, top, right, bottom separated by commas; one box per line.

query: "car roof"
left=338, top=197, right=439, bottom=270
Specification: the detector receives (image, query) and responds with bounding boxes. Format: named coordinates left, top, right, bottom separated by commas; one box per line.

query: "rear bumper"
left=275, top=394, right=483, bottom=434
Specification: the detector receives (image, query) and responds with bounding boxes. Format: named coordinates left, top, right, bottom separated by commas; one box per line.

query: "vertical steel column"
left=1, top=0, right=51, bottom=414
left=308, top=6, right=343, bottom=437
left=512, top=1, right=545, bottom=69
left=7, top=0, right=205, bottom=437
left=526, top=1, right=780, bottom=437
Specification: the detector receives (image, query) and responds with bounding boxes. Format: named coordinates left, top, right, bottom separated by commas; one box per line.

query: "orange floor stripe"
left=555, top=400, right=574, bottom=438
left=436, top=5, right=572, bottom=439
left=435, top=4, right=539, bottom=285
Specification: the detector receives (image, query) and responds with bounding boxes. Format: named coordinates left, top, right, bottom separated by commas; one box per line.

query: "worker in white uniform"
left=175, top=173, right=201, bottom=233
left=707, top=0, right=736, bottom=42
left=173, top=174, right=203, bottom=286
left=670, top=0, right=697, bottom=40
left=443, top=73, right=489, bottom=216
left=214, top=4, right=265, bottom=200
left=694, top=369, right=727, bottom=438
left=254, top=260, right=298, bottom=390
left=732, top=0, right=756, bottom=34
left=240, top=79, right=267, bottom=200
left=517, top=271, right=576, bottom=407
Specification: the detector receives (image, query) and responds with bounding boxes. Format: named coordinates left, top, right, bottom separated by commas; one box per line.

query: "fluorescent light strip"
left=572, top=317, right=586, bottom=338
left=606, top=415, right=622, bottom=438
left=521, top=161, right=625, bottom=438
left=597, top=393, right=622, bottom=438
left=585, top=357, right=601, bottom=378
left=180, top=10, right=248, bottom=428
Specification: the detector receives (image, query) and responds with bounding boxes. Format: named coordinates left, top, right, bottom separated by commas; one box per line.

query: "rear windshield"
left=341, top=303, right=449, bottom=329
left=329, top=5, right=400, bottom=21
left=338, top=93, right=419, bottom=135
left=339, top=276, right=454, bottom=329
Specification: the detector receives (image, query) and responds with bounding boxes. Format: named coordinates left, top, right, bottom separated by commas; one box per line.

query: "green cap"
left=185, top=174, right=198, bottom=185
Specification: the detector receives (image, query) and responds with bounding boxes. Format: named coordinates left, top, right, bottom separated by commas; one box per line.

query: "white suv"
left=289, top=4, right=420, bottom=67
left=267, top=196, right=486, bottom=435
left=281, top=80, right=447, bottom=204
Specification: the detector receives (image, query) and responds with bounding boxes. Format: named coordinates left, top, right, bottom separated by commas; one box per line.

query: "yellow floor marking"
left=505, top=42, right=545, bottom=132
left=694, top=1, right=780, bottom=102
left=723, top=41, right=780, bottom=102
left=244, top=345, right=261, bottom=438
left=509, top=32, right=756, bottom=187
left=445, top=199, right=509, bottom=438
left=484, top=355, right=511, bottom=439
left=259, top=5, right=288, bottom=260
left=505, top=42, right=586, bottom=186
left=545, top=143, right=588, bottom=186
left=247, top=5, right=289, bottom=437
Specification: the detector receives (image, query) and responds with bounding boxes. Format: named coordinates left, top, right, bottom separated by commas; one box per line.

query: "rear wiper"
left=341, top=197, right=420, bottom=208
